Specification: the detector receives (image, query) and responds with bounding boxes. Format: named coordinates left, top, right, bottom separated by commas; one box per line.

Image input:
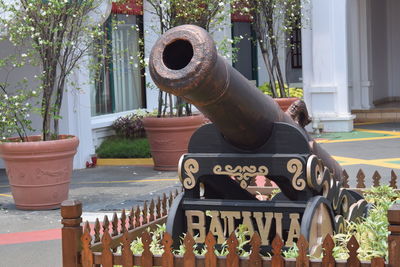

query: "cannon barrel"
left=149, top=25, right=342, bottom=178
left=149, top=25, right=295, bottom=150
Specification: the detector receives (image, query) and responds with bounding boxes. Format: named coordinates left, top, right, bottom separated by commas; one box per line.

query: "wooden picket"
left=61, top=170, right=400, bottom=267
left=391, top=170, right=398, bottom=189
left=247, top=169, right=400, bottom=196
left=79, top=229, right=392, bottom=267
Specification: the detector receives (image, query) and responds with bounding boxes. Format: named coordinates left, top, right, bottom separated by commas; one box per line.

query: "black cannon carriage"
left=149, top=24, right=369, bottom=255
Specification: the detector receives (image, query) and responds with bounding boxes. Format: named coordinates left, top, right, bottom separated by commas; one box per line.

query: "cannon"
left=149, top=25, right=369, bottom=255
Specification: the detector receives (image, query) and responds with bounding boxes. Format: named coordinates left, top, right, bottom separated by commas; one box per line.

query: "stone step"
left=352, top=108, right=400, bottom=122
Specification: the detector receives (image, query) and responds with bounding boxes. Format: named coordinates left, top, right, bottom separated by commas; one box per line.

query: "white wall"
left=302, top=0, right=354, bottom=132
left=368, top=0, right=400, bottom=103
left=0, top=40, right=41, bottom=169
left=347, top=0, right=374, bottom=110
left=63, top=59, right=96, bottom=169
left=370, top=0, right=389, bottom=103
left=386, top=0, right=400, bottom=100
left=142, top=0, right=160, bottom=112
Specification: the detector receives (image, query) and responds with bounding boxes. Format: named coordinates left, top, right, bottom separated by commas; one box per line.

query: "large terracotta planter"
left=0, top=135, right=79, bottom=210
left=274, top=97, right=300, bottom=112
left=143, top=115, right=204, bottom=171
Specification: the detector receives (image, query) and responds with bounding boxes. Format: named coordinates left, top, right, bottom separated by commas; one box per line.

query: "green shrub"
left=259, top=82, right=303, bottom=98
left=96, top=137, right=151, bottom=158
left=283, top=186, right=399, bottom=260
left=123, top=186, right=399, bottom=260
left=332, top=186, right=400, bottom=261
left=112, top=112, right=147, bottom=139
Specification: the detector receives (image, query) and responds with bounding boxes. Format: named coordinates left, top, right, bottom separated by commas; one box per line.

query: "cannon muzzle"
left=149, top=25, right=294, bottom=150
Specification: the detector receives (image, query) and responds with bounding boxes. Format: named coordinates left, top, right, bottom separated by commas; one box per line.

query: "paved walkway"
left=0, top=166, right=180, bottom=267
left=316, top=122, right=400, bottom=184
left=0, top=122, right=398, bottom=266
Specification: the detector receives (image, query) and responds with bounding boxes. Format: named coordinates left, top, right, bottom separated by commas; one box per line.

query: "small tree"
left=145, top=0, right=231, bottom=117
left=234, top=0, right=307, bottom=98
left=0, top=0, right=108, bottom=141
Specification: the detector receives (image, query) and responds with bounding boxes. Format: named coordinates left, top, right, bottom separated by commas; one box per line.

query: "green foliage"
left=332, top=216, right=389, bottom=260
left=201, top=224, right=252, bottom=257
left=282, top=243, right=298, bottom=258
left=282, top=186, right=399, bottom=260
left=0, top=0, right=108, bottom=140
left=216, top=35, right=244, bottom=63
left=331, top=186, right=400, bottom=261
left=95, top=137, right=151, bottom=158
left=259, top=82, right=303, bottom=98
left=130, top=223, right=253, bottom=257
left=364, top=185, right=400, bottom=207
left=126, top=186, right=398, bottom=261
left=232, top=0, right=309, bottom=98
left=147, top=0, right=230, bottom=34
left=0, top=87, right=37, bottom=141
left=130, top=224, right=166, bottom=255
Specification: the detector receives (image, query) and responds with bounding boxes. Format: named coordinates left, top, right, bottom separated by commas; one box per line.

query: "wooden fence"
left=62, top=190, right=178, bottom=267
left=61, top=170, right=400, bottom=267
left=246, top=169, right=398, bottom=197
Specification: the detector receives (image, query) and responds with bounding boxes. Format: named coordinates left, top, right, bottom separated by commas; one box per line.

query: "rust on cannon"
left=149, top=24, right=342, bottom=181
left=149, top=25, right=295, bottom=151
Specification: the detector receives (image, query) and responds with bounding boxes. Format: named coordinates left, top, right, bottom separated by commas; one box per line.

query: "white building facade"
left=303, top=0, right=400, bottom=131
left=1, top=0, right=398, bottom=169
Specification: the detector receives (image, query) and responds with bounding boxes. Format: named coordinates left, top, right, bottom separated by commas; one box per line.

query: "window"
left=290, top=26, right=302, bottom=69
left=91, top=14, right=145, bottom=116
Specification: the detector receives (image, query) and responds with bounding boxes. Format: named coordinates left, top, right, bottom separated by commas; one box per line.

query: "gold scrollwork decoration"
left=287, top=159, right=305, bottom=191
left=306, top=155, right=325, bottom=191
left=213, top=165, right=268, bottom=189
left=182, top=159, right=199, bottom=190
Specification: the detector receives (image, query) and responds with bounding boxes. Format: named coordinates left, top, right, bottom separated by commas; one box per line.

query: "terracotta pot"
left=143, top=115, right=204, bottom=171
left=274, top=97, right=300, bottom=112
left=0, top=135, right=79, bottom=210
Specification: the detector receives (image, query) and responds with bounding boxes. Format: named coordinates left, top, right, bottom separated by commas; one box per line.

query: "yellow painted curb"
left=354, top=121, right=388, bottom=126
left=0, top=193, right=12, bottom=198
left=97, top=158, right=154, bottom=166
left=76, top=178, right=178, bottom=184
left=333, top=156, right=400, bottom=169
left=318, top=135, right=400, bottom=143
left=354, top=128, right=400, bottom=136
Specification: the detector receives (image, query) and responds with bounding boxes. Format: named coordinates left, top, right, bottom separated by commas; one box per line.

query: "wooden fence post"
left=388, top=203, right=400, bottom=267
left=61, top=200, right=83, bottom=267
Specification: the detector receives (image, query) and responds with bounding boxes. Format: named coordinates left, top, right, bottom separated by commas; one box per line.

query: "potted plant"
left=142, top=0, right=230, bottom=171
left=94, top=111, right=151, bottom=160
left=0, top=0, right=111, bottom=209
left=259, top=82, right=303, bottom=111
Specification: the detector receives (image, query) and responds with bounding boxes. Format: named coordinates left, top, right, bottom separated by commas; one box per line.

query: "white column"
left=359, top=0, right=373, bottom=108
left=143, top=1, right=162, bottom=111
left=302, top=0, right=354, bottom=132
left=61, top=55, right=95, bottom=169
left=348, top=0, right=361, bottom=109
left=59, top=2, right=112, bottom=170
